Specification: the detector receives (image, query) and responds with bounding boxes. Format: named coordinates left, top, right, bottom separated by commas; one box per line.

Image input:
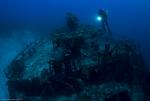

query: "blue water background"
left=0, top=0, right=150, bottom=99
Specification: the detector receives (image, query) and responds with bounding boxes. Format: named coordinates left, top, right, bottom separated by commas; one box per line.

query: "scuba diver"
left=98, top=9, right=112, bottom=35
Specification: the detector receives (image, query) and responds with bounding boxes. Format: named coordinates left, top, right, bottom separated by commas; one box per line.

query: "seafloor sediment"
left=5, top=24, right=150, bottom=101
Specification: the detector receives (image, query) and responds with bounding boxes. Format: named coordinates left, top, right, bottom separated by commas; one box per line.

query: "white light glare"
left=97, top=16, right=102, bottom=21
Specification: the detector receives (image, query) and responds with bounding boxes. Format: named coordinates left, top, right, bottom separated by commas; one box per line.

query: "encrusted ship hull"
left=5, top=25, right=150, bottom=101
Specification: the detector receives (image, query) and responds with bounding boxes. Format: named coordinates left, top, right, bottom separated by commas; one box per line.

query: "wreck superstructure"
left=4, top=15, right=150, bottom=101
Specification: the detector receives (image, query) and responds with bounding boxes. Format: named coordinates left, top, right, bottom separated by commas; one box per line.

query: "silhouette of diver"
left=98, top=9, right=112, bottom=35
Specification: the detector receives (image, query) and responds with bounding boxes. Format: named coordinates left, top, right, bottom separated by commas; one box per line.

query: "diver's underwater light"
left=97, top=16, right=102, bottom=21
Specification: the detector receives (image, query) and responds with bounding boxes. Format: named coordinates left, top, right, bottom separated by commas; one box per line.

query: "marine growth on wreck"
left=5, top=13, right=150, bottom=101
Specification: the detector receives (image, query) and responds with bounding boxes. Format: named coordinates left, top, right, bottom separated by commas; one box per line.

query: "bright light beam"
left=97, top=16, right=102, bottom=21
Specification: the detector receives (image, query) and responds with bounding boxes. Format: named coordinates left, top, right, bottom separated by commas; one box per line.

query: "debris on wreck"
left=5, top=13, right=150, bottom=101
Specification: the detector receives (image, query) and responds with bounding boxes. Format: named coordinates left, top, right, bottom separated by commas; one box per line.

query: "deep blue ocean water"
left=0, top=0, right=150, bottom=99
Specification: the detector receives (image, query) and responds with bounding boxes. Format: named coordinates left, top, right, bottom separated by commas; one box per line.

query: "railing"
left=4, top=35, right=51, bottom=77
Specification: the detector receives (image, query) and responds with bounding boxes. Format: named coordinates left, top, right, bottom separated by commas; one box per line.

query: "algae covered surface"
left=5, top=15, right=150, bottom=101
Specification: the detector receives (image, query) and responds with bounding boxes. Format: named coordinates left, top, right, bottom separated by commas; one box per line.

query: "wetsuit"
left=98, top=9, right=111, bottom=35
